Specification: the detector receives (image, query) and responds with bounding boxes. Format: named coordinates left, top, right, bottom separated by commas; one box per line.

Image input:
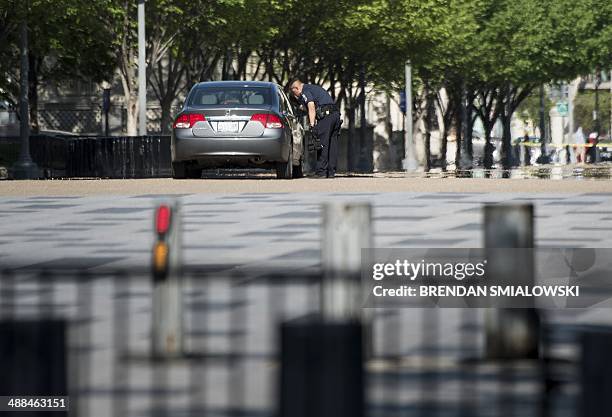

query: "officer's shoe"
left=307, top=173, right=327, bottom=179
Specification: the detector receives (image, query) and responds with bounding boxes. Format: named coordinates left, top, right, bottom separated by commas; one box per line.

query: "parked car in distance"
left=171, top=81, right=305, bottom=179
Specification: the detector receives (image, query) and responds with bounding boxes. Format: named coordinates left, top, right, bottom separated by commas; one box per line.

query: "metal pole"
left=403, top=60, right=418, bottom=171
left=11, top=19, right=39, bottom=179
left=594, top=71, right=601, bottom=134
left=138, top=0, right=147, bottom=136
left=152, top=201, right=183, bottom=358
left=568, top=82, right=575, bottom=149
left=538, top=84, right=548, bottom=162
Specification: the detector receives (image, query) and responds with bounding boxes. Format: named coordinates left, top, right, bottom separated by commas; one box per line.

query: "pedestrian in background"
left=573, top=126, right=586, bottom=163
left=586, top=132, right=599, bottom=164
left=522, top=133, right=532, bottom=166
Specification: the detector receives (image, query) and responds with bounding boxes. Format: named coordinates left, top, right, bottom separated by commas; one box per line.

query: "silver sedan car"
left=171, top=81, right=305, bottom=179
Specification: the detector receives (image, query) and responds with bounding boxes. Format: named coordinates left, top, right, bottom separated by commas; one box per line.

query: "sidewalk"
left=2, top=176, right=612, bottom=196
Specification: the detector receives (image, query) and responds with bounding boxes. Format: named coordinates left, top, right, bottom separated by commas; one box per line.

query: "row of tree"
left=1, top=0, right=610, bottom=168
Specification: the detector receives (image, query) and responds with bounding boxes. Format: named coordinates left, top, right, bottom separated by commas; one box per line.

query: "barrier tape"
left=519, top=142, right=612, bottom=148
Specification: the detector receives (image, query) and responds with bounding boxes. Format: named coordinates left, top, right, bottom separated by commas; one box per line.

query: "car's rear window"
left=189, top=86, right=273, bottom=106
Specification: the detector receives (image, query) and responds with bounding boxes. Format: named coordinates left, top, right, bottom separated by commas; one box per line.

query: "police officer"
left=290, top=78, right=341, bottom=178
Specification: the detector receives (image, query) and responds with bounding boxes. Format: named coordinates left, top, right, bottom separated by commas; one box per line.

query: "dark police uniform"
left=299, top=84, right=341, bottom=177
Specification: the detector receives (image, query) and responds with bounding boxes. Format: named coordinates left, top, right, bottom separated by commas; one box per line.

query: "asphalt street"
left=2, top=186, right=612, bottom=268
left=1, top=181, right=611, bottom=417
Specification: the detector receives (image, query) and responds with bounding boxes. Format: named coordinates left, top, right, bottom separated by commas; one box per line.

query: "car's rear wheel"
left=172, top=162, right=201, bottom=179
left=293, top=143, right=304, bottom=178
left=186, top=166, right=202, bottom=179
left=276, top=142, right=293, bottom=179
left=292, top=155, right=304, bottom=178
left=172, top=161, right=187, bottom=179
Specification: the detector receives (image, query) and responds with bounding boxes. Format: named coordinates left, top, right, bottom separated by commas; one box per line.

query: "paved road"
left=1, top=186, right=610, bottom=417
left=2, top=189, right=612, bottom=268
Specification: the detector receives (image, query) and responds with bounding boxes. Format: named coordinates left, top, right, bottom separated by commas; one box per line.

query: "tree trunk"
left=358, top=66, right=368, bottom=172
left=437, top=87, right=456, bottom=171
left=118, top=0, right=138, bottom=136
left=483, top=125, right=494, bottom=169
left=424, top=88, right=435, bottom=172
left=466, top=111, right=474, bottom=159
left=454, top=100, right=462, bottom=170
left=150, top=52, right=185, bottom=135
left=501, top=85, right=514, bottom=170
left=126, top=94, right=138, bottom=136
left=347, top=102, right=357, bottom=172
left=465, top=91, right=476, bottom=165
left=329, top=65, right=336, bottom=101
left=501, top=113, right=512, bottom=170
left=120, top=66, right=138, bottom=136
left=160, top=97, right=174, bottom=134
left=424, top=130, right=431, bottom=172
left=440, top=127, right=448, bottom=171
left=385, top=93, right=393, bottom=166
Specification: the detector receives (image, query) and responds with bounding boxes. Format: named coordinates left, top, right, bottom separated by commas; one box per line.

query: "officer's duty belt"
left=316, top=104, right=339, bottom=120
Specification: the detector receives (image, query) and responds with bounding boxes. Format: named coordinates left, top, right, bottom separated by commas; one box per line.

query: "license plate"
left=217, top=121, right=239, bottom=133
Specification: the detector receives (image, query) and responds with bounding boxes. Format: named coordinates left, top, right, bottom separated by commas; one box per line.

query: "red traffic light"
left=156, top=204, right=172, bottom=235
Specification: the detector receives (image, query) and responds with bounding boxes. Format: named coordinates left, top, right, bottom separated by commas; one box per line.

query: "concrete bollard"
left=484, top=204, right=541, bottom=359
left=321, top=202, right=372, bottom=321
left=151, top=200, right=183, bottom=358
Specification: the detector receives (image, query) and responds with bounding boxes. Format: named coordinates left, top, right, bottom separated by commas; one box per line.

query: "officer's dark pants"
left=315, top=112, right=341, bottom=177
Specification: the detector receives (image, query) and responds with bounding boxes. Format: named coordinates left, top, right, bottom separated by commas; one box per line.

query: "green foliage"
left=0, top=0, right=117, bottom=105
left=0, top=0, right=609, bottom=137
left=516, top=90, right=554, bottom=127
left=573, top=90, right=611, bottom=136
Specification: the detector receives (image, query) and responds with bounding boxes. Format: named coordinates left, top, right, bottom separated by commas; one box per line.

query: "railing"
left=2, top=201, right=609, bottom=417
left=0, top=265, right=588, bottom=417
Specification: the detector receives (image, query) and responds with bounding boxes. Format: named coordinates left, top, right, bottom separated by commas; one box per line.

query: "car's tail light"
left=250, top=114, right=268, bottom=126
left=266, top=114, right=283, bottom=128
left=250, top=113, right=283, bottom=129
left=173, top=113, right=206, bottom=129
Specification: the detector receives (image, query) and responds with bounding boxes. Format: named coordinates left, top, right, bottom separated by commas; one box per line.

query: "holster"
left=315, top=104, right=339, bottom=120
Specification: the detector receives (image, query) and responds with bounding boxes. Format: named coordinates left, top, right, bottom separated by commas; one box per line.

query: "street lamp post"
left=594, top=70, right=601, bottom=135
left=102, top=87, right=111, bottom=137
left=11, top=19, right=39, bottom=179
left=538, top=84, right=548, bottom=163
left=138, top=0, right=147, bottom=136
left=403, top=60, right=418, bottom=171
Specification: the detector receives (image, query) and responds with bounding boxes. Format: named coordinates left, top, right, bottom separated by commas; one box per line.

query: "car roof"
left=195, top=81, right=279, bottom=89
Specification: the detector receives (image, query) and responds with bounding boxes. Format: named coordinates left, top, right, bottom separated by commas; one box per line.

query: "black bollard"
left=581, top=329, right=612, bottom=417
left=0, top=320, right=67, bottom=417
left=279, top=318, right=364, bottom=417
